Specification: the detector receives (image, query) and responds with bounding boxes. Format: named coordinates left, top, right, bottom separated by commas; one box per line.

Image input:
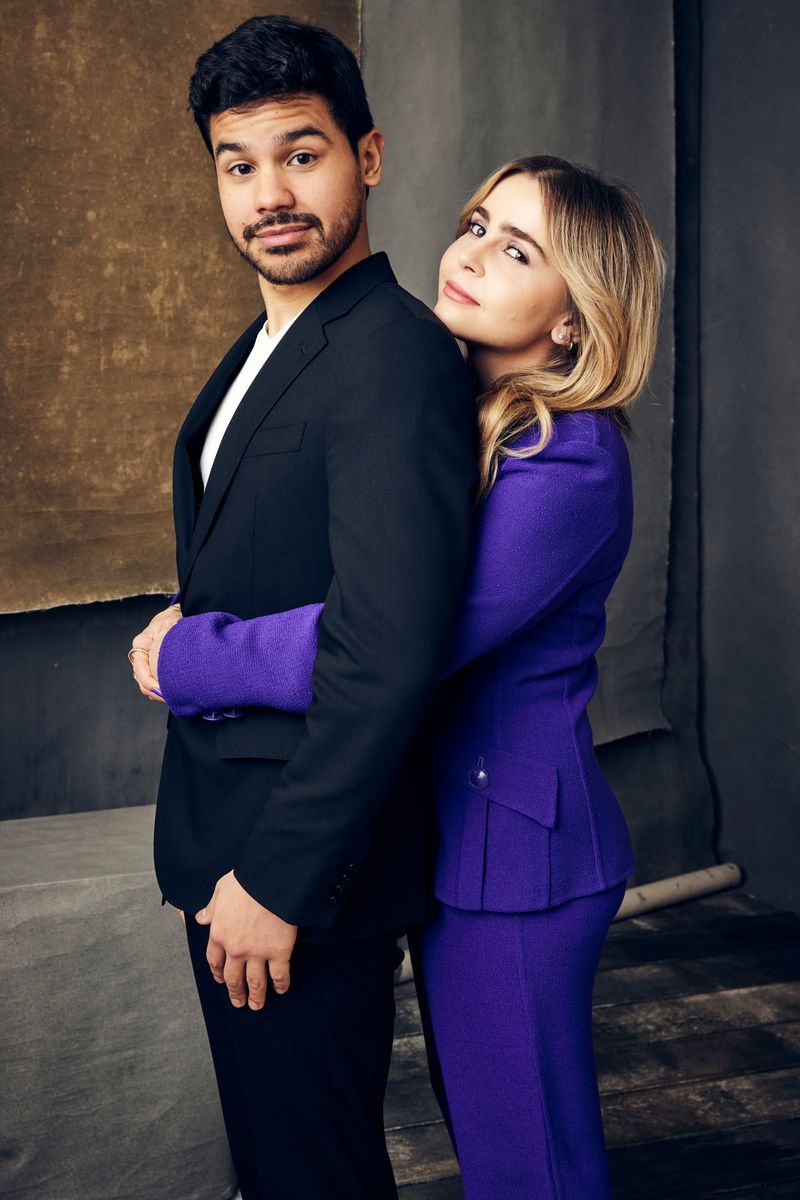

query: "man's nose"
left=253, top=170, right=295, bottom=214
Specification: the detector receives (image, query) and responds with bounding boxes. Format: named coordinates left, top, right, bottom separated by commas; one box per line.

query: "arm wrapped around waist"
left=157, top=604, right=323, bottom=717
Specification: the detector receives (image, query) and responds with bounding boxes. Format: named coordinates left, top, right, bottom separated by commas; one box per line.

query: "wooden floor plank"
left=597, top=1020, right=800, bottom=1094
left=396, top=984, right=422, bottom=1039
left=594, top=981, right=800, bottom=1046
left=397, top=1176, right=464, bottom=1198
left=602, top=1066, right=800, bottom=1148
left=385, top=1073, right=443, bottom=1130
left=599, top=913, right=800, bottom=970
left=390, top=1032, right=430, bottom=1081
left=607, top=1118, right=800, bottom=1199
left=595, top=945, right=800, bottom=1005
left=387, top=1121, right=458, bottom=1187
left=690, top=1182, right=800, bottom=1199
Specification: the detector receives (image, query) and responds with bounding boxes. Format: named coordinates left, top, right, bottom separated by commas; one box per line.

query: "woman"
left=136, top=155, right=665, bottom=1197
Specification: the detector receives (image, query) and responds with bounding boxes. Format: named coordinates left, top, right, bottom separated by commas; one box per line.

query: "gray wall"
left=698, top=0, right=800, bottom=911
left=0, top=597, right=167, bottom=820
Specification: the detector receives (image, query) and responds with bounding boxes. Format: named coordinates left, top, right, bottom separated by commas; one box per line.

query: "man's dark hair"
left=188, top=14, right=374, bottom=157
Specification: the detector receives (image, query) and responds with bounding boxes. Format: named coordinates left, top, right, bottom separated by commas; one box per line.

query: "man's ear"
left=360, top=128, right=384, bottom=190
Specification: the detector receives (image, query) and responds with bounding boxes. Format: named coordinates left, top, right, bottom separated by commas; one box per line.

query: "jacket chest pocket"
left=244, top=421, right=307, bottom=457
left=431, top=739, right=558, bottom=911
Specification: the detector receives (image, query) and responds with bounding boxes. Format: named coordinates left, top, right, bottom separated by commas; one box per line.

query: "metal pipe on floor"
left=613, top=861, right=743, bottom=921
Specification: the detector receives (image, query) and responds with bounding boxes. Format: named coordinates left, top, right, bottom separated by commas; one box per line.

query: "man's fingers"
left=206, top=937, right=226, bottom=985
left=268, top=954, right=291, bottom=996
left=245, top=959, right=269, bottom=1011
left=223, top=956, right=247, bottom=1008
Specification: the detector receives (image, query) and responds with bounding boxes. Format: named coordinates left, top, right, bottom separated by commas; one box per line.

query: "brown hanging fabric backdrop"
left=0, top=0, right=359, bottom=613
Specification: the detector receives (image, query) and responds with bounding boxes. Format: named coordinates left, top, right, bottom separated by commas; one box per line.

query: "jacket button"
left=468, top=764, right=490, bottom=790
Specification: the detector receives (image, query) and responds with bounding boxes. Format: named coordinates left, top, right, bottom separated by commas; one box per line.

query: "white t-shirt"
left=199, top=312, right=300, bottom=489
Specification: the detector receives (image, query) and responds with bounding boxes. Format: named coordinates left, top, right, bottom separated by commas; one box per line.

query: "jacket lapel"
left=175, top=252, right=397, bottom=591
left=173, top=315, right=263, bottom=575
left=179, top=306, right=327, bottom=589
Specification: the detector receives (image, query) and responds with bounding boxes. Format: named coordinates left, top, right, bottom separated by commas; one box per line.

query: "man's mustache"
left=243, top=213, right=324, bottom=241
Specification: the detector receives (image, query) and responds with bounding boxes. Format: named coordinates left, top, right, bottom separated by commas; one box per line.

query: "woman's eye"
left=506, top=244, right=529, bottom=264
left=468, top=220, right=486, bottom=237
left=289, top=152, right=316, bottom=166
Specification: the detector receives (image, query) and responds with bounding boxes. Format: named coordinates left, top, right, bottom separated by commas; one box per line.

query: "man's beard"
left=230, top=180, right=364, bottom=287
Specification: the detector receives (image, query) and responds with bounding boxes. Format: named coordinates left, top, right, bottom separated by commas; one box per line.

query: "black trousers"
left=185, top=915, right=404, bottom=1199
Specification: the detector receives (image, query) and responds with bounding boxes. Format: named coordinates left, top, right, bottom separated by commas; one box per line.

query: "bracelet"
left=128, top=646, right=151, bottom=665
left=167, top=604, right=182, bottom=613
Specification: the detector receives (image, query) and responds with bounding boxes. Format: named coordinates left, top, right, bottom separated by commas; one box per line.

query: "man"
left=129, top=14, right=476, bottom=1199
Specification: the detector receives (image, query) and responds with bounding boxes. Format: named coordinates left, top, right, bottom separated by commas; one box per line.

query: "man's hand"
left=195, top=871, right=298, bottom=1011
left=130, top=605, right=182, bottom=701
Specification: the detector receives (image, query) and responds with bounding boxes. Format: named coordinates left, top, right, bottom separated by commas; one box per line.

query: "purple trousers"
left=411, top=881, right=625, bottom=1200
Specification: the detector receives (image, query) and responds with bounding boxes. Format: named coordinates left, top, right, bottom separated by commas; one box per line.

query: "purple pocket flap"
left=433, top=738, right=558, bottom=828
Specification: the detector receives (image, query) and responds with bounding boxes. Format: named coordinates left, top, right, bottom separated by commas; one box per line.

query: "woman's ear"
left=550, top=318, right=580, bottom=350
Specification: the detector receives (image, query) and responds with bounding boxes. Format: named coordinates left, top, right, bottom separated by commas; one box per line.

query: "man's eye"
left=289, top=152, right=316, bottom=166
left=229, top=163, right=254, bottom=176
left=506, top=245, right=529, bottom=264
left=468, top=220, right=485, bottom=237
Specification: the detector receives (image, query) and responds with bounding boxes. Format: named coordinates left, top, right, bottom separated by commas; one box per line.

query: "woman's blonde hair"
left=458, top=156, right=667, bottom=496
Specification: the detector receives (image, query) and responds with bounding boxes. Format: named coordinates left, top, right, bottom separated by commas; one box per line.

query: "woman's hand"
left=149, top=616, right=177, bottom=687
left=130, top=605, right=182, bottom=702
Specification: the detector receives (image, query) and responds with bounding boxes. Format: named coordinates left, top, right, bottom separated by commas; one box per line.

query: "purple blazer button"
left=222, top=708, right=243, bottom=719
left=202, top=710, right=225, bottom=722
left=468, top=764, right=490, bottom=790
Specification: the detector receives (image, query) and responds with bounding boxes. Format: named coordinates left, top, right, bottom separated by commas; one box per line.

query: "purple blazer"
left=159, top=410, right=636, bottom=912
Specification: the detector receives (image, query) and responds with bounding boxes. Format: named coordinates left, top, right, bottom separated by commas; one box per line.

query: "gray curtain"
left=362, top=0, right=676, bottom=745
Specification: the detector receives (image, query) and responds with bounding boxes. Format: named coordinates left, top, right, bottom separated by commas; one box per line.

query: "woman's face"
left=434, top=173, right=574, bottom=377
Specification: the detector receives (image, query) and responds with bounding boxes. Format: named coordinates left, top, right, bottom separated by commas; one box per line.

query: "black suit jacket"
left=153, top=252, right=478, bottom=941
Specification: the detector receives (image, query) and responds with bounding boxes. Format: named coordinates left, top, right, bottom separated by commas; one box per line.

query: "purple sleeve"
left=157, top=604, right=323, bottom=717
left=158, top=440, right=626, bottom=714
left=439, top=437, right=628, bottom=677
